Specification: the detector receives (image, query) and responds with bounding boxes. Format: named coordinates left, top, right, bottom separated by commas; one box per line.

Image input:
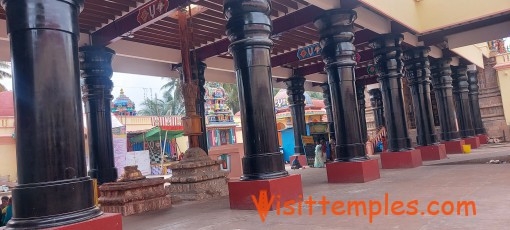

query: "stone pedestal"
left=228, top=174, right=303, bottom=210
left=326, top=159, right=380, bottom=183
left=442, top=139, right=466, bottom=154
left=477, top=134, right=488, bottom=145
left=168, top=147, right=228, bottom=201
left=463, top=136, right=481, bottom=149
left=99, top=176, right=171, bottom=216
left=49, top=213, right=122, bottom=230
left=416, top=144, right=447, bottom=161
left=380, top=149, right=423, bottom=169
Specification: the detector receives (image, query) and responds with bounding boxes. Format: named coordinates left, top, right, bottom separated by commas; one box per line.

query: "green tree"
left=308, top=91, right=323, bottom=100
left=161, top=78, right=185, bottom=115
left=221, top=82, right=240, bottom=115
left=138, top=96, right=169, bottom=116
left=0, top=62, right=12, bottom=92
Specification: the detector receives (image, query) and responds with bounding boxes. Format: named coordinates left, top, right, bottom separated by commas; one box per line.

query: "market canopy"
left=130, top=126, right=184, bottom=143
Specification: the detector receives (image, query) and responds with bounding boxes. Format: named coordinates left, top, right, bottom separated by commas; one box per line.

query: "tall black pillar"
left=451, top=66, right=476, bottom=138
left=403, top=47, right=439, bottom=146
left=175, top=61, right=208, bottom=153
left=3, top=0, right=101, bottom=228
left=368, top=88, right=385, bottom=129
left=356, top=82, right=368, bottom=142
left=193, top=61, right=208, bottom=153
left=315, top=9, right=367, bottom=162
left=370, top=34, right=413, bottom=152
left=321, top=83, right=335, bottom=139
left=430, top=58, right=461, bottom=141
left=79, top=46, right=118, bottom=185
left=285, top=76, right=306, bottom=169
left=225, top=0, right=288, bottom=180
left=467, top=68, right=486, bottom=135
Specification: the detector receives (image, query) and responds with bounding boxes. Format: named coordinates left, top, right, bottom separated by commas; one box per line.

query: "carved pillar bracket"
left=79, top=45, right=118, bottom=185
left=430, top=58, right=461, bottom=141
left=368, top=88, right=385, bottom=129
left=321, top=83, right=335, bottom=139
left=403, top=47, right=439, bottom=146
left=370, top=34, right=413, bottom=152
left=314, top=9, right=368, bottom=162
left=467, top=68, right=486, bottom=135
left=225, top=0, right=288, bottom=180
left=284, top=76, right=307, bottom=155
left=2, top=0, right=101, bottom=228
left=356, top=82, right=368, bottom=142
left=451, top=66, right=476, bottom=138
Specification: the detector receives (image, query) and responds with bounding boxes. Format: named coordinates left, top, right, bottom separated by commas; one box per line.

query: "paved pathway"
left=123, top=143, right=510, bottom=230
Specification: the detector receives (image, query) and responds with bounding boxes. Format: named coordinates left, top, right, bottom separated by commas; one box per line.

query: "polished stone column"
left=370, top=34, right=413, bottom=152
left=225, top=0, right=288, bottom=180
left=430, top=58, right=461, bottom=141
left=315, top=9, right=367, bottom=162
left=3, top=0, right=101, bottom=228
left=403, top=47, right=439, bottom=146
left=175, top=61, right=208, bottom=153
left=368, top=88, right=385, bottom=129
left=321, top=83, right=335, bottom=139
left=80, top=46, right=118, bottom=185
left=467, top=68, right=486, bottom=135
left=285, top=76, right=306, bottom=169
left=451, top=66, right=476, bottom=138
left=356, top=82, right=368, bottom=142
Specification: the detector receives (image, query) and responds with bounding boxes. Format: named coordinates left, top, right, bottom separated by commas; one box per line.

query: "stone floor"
left=123, top=143, right=510, bottom=230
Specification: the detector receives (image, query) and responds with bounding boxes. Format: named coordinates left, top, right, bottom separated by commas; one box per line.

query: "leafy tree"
left=161, top=78, right=185, bottom=115
left=221, top=82, right=240, bottom=115
left=0, top=62, right=12, bottom=92
left=307, top=91, right=323, bottom=100
left=138, top=96, right=169, bottom=116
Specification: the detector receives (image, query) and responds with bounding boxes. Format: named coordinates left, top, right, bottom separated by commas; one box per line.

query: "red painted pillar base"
left=442, top=139, right=466, bottom=154
left=290, top=155, right=308, bottom=167
left=49, top=213, right=122, bottom=230
left=380, top=149, right=422, bottom=169
left=416, top=144, right=447, bottom=161
left=326, top=159, right=380, bottom=183
left=477, top=134, right=488, bottom=145
left=228, top=174, right=303, bottom=210
left=463, top=136, right=481, bottom=149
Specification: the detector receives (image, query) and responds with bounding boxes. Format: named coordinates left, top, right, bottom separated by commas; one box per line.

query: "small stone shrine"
left=167, top=147, right=228, bottom=201
left=98, top=165, right=171, bottom=216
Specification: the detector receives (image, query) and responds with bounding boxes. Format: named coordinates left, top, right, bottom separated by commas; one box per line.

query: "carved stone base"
left=98, top=177, right=171, bottom=216
left=168, top=147, right=228, bottom=201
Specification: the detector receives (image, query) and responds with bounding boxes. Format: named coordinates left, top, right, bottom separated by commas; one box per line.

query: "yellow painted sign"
left=302, top=136, right=314, bottom=145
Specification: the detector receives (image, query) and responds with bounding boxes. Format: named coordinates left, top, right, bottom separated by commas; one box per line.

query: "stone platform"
left=326, top=159, right=380, bottom=183
left=99, top=177, right=171, bottom=216
left=380, top=149, right=423, bottom=169
left=416, top=144, right=447, bottom=161
left=168, top=147, right=228, bottom=201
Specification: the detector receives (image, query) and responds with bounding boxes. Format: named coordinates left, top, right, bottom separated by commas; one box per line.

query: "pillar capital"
left=285, top=76, right=306, bottom=105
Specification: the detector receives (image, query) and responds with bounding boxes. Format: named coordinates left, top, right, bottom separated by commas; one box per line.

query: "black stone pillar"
left=403, top=47, right=439, bottom=146
left=285, top=76, right=306, bottom=169
left=315, top=9, right=368, bottom=162
left=430, top=58, right=461, bottom=141
left=356, top=82, right=368, bottom=142
left=451, top=66, right=476, bottom=138
left=193, top=61, right=208, bottom=153
left=321, top=83, right=335, bottom=139
left=175, top=61, right=208, bottom=153
left=370, top=34, right=413, bottom=152
left=467, top=68, right=486, bottom=135
left=368, top=88, right=385, bottom=129
left=3, top=0, right=101, bottom=228
left=79, top=46, right=118, bottom=185
left=225, top=0, right=288, bottom=180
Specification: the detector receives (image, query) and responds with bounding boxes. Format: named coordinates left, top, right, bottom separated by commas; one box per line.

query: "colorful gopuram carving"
left=204, top=83, right=237, bottom=148
left=111, top=88, right=137, bottom=116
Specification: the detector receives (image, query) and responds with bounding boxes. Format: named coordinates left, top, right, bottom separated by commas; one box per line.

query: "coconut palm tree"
left=0, top=62, right=12, bottom=92
left=161, top=78, right=185, bottom=115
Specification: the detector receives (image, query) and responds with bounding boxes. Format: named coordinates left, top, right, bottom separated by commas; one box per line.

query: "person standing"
left=314, top=140, right=326, bottom=168
left=1, top=197, right=11, bottom=226
left=0, top=196, right=8, bottom=227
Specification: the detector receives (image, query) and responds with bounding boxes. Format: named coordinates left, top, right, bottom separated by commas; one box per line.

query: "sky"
left=0, top=72, right=169, bottom=109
